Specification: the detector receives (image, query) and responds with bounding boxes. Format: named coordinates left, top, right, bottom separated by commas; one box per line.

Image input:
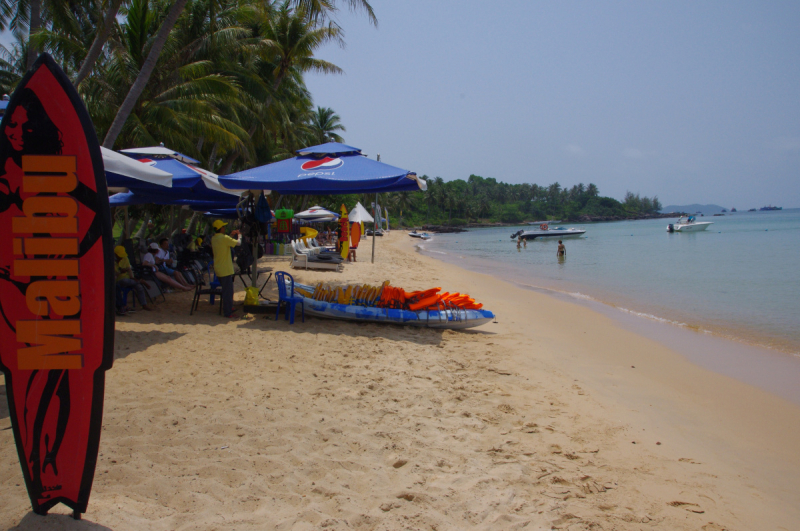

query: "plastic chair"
left=274, top=271, right=304, bottom=324
left=190, top=272, right=223, bottom=316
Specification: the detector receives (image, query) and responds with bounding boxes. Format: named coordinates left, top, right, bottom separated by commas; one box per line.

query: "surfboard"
left=0, top=54, right=115, bottom=518
left=350, top=220, right=361, bottom=249
left=339, top=204, right=349, bottom=260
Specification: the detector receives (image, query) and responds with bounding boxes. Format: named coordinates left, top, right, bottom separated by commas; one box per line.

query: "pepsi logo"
left=138, top=158, right=157, bottom=166
left=301, top=157, right=343, bottom=171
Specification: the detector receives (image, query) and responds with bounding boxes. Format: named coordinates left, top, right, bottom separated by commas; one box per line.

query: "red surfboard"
left=350, top=221, right=361, bottom=249
left=0, top=54, right=114, bottom=518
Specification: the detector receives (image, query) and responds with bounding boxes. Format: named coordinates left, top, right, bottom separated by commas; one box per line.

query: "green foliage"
left=348, top=176, right=664, bottom=227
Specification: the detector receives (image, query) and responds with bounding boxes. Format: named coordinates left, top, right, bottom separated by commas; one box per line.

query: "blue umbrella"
left=217, top=142, right=426, bottom=194
left=109, top=190, right=241, bottom=208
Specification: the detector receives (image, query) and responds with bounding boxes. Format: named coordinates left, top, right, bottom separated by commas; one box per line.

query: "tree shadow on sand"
left=114, top=329, right=185, bottom=361
left=7, top=512, right=114, bottom=531
left=0, top=384, right=8, bottom=421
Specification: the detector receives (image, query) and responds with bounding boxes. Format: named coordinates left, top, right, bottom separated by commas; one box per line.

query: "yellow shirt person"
left=210, top=220, right=241, bottom=318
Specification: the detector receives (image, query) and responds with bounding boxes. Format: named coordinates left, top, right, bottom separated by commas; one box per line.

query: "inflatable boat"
left=292, top=281, right=495, bottom=329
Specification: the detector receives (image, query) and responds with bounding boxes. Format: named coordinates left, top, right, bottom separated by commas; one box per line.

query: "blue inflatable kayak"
left=294, top=282, right=495, bottom=329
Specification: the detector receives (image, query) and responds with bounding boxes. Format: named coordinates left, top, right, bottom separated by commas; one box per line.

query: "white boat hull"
left=512, top=228, right=586, bottom=240
left=672, top=222, right=713, bottom=232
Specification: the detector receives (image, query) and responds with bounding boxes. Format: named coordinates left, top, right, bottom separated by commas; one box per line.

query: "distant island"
left=661, top=204, right=727, bottom=215
left=662, top=203, right=785, bottom=215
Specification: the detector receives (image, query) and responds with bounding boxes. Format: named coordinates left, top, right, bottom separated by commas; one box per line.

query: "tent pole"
left=371, top=192, right=377, bottom=264
left=123, top=206, right=129, bottom=239
left=252, top=193, right=259, bottom=288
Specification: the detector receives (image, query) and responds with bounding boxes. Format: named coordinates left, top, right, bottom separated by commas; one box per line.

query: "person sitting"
left=114, top=246, right=154, bottom=314
left=143, top=243, right=193, bottom=292
left=156, top=238, right=193, bottom=289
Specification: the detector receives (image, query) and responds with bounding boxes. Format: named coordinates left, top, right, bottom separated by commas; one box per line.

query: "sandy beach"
left=2, top=231, right=799, bottom=530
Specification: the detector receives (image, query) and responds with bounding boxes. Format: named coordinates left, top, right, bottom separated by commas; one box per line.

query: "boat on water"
left=666, top=216, right=713, bottom=233
left=511, top=223, right=586, bottom=240
left=408, top=231, right=432, bottom=240
left=759, top=205, right=782, bottom=211
left=527, top=219, right=561, bottom=225
left=290, top=281, right=495, bottom=329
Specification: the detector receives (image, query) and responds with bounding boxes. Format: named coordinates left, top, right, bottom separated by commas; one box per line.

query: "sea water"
left=418, top=209, right=800, bottom=357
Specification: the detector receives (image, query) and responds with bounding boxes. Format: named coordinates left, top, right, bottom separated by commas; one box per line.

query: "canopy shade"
left=120, top=145, right=200, bottom=164
left=295, top=206, right=340, bottom=222
left=102, top=147, right=172, bottom=189
left=109, top=188, right=241, bottom=208
left=219, top=142, right=426, bottom=195
left=348, top=201, right=374, bottom=223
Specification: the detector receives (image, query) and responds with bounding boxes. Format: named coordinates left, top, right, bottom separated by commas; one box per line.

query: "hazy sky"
left=3, top=2, right=798, bottom=208
left=305, top=1, right=800, bottom=209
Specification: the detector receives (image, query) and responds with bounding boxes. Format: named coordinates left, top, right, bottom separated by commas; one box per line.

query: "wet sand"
left=2, top=231, right=799, bottom=530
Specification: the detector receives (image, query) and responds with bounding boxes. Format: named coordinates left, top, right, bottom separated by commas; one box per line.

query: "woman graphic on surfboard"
left=0, top=87, right=74, bottom=506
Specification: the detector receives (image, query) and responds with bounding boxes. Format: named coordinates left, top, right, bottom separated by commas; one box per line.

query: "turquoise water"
left=419, top=209, right=800, bottom=356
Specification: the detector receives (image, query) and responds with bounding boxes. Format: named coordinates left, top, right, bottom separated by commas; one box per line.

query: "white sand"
left=2, top=231, right=799, bottom=530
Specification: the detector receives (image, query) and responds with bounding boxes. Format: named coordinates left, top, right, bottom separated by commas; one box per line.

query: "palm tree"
left=309, top=106, right=345, bottom=144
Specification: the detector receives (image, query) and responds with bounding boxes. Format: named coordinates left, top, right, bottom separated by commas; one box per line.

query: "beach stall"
left=218, top=142, right=426, bottom=264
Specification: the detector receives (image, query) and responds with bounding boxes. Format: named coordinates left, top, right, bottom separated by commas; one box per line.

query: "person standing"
left=557, top=240, right=566, bottom=257
left=211, top=220, right=241, bottom=318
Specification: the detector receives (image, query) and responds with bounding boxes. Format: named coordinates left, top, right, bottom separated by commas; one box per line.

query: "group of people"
left=114, top=238, right=195, bottom=316
left=113, top=219, right=243, bottom=318
left=516, top=237, right=567, bottom=257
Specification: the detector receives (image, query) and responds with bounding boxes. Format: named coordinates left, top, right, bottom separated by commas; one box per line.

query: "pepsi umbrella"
left=120, top=145, right=200, bottom=164
left=218, top=142, right=426, bottom=194
left=102, top=147, right=172, bottom=191
left=295, top=206, right=340, bottom=223
left=108, top=190, right=241, bottom=208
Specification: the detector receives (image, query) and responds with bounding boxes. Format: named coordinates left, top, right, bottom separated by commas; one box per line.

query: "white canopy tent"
left=348, top=202, right=374, bottom=223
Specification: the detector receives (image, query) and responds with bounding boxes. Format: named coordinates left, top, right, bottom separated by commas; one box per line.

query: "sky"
left=304, top=0, right=800, bottom=209
left=2, top=2, right=798, bottom=208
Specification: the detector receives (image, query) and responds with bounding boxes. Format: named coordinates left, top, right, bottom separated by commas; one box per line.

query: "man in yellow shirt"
left=211, top=219, right=241, bottom=318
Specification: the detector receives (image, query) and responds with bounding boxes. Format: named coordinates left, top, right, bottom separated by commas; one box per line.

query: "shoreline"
left=415, top=229, right=800, bottom=359
left=416, top=239, right=800, bottom=405
left=2, top=231, right=799, bottom=529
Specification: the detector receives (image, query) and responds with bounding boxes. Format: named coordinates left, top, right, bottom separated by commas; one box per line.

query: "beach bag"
left=244, top=286, right=259, bottom=306
left=255, top=194, right=272, bottom=223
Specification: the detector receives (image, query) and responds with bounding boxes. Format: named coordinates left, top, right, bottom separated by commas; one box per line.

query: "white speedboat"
left=667, top=216, right=713, bottom=233
left=408, top=231, right=432, bottom=240
left=511, top=224, right=586, bottom=240
left=527, top=219, right=561, bottom=225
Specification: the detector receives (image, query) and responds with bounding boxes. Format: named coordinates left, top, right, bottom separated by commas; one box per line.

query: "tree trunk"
left=218, top=123, right=258, bottom=175
left=132, top=216, right=149, bottom=239
left=26, top=0, right=42, bottom=71
left=102, top=0, right=189, bottom=148
left=73, top=0, right=123, bottom=87
left=186, top=211, right=202, bottom=234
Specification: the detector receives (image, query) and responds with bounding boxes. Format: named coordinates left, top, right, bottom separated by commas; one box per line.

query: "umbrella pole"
left=123, top=206, right=129, bottom=239
left=252, top=194, right=259, bottom=288
left=371, top=192, right=377, bottom=263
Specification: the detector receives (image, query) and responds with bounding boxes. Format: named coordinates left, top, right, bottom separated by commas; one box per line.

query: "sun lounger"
left=290, top=241, right=343, bottom=271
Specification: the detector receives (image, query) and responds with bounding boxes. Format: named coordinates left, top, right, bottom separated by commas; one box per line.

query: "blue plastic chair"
left=275, top=271, right=304, bottom=324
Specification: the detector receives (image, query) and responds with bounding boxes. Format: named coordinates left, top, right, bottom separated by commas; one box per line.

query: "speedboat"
left=666, top=216, right=713, bottom=233
left=511, top=223, right=586, bottom=240
left=527, top=220, right=561, bottom=225
left=408, top=231, right=432, bottom=240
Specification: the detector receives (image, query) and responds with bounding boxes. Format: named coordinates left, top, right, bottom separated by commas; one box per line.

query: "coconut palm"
left=309, top=106, right=345, bottom=144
